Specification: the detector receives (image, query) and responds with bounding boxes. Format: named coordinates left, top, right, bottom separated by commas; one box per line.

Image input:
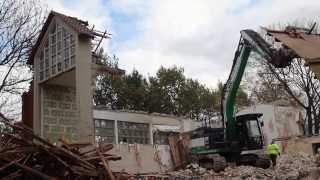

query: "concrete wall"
left=42, top=84, right=79, bottom=142
left=180, top=119, right=201, bottom=132
left=109, top=144, right=173, bottom=174
left=93, top=110, right=181, bottom=145
left=32, top=16, right=94, bottom=142
left=93, top=110, right=180, bottom=126
left=238, top=104, right=302, bottom=149
left=285, top=136, right=320, bottom=155
left=180, top=118, right=223, bottom=132
left=75, top=36, right=94, bottom=142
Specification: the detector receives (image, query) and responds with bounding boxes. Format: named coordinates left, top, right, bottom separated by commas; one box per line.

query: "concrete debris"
left=134, top=152, right=320, bottom=180
left=0, top=118, right=121, bottom=180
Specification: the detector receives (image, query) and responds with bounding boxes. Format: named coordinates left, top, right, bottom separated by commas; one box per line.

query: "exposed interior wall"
left=285, top=136, right=320, bottom=155
left=93, top=110, right=182, bottom=145
left=93, top=110, right=181, bottom=126
left=42, top=84, right=79, bottom=142
left=109, top=144, right=173, bottom=174
left=238, top=104, right=302, bottom=149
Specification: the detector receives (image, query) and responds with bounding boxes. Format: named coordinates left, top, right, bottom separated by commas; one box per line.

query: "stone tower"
left=26, top=11, right=123, bottom=142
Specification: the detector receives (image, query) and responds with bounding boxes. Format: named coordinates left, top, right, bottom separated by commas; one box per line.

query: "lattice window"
left=118, top=121, right=150, bottom=144
left=95, top=119, right=115, bottom=143
left=37, top=21, right=76, bottom=82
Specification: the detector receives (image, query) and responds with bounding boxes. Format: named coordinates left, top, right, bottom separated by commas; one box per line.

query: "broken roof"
left=28, top=11, right=96, bottom=65
left=265, top=27, right=320, bottom=62
left=265, top=26, right=320, bottom=78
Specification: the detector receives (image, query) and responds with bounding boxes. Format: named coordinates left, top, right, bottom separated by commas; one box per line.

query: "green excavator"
left=188, top=29, right=296, bottom=171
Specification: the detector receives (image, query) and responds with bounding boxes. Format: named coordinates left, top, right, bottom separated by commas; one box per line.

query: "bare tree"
left=252, top=55, right=320, bottom=135
left=268, top=58, right=320, bottom=135
left=0, top=0, right=45, bottom=118
left=244, top=57, right=290, bottom=104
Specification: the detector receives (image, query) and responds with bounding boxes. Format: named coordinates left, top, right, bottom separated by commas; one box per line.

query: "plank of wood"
left=0, top=156, right=24, bottom=171
left=0, top=157, right=58, bottom=180
left=168, top=135, right=182, bottom=169
left=96, top=147, right=115, bottom=180
left=80, top=144, right=113, bottom=156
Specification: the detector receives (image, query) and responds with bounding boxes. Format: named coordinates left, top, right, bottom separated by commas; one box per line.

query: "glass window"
left=57, top=41, right=62, bottom=51
left=57, top=62, right=62, bottom=72
left=51, top=34, right=56, bottom=44
left=246, top=120, right=260, bottom=137
left=52, top=55, right=56, bottom=65
left=64, top=48, right=69, bottom=58
left=39, top=61, right=44, bottom=71
left=118, top=121, right=150, bottom=144
left=57, top=31, right=62, bottom=41
left=95, top=119, right=115, bottom=144
left=40, top=71, right=44, bottom=81
left=51, top=44, right=56, bottom=55
left=37, top=23, right=76, bottom=81
left=52, top=65, right=56, bottom=75
left=65, top=58, right=69, bottom=69
left=45, top=58, right=49, bottom=68
left=45, top=69, right=49, bottom=78
left=64, top=37, right=69, bottom=48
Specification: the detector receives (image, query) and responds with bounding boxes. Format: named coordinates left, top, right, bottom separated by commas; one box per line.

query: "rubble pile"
left=0, top=118, right=121, bottom=180
left=275, top=152, right=319, bottom=180
left=164, top=153, right=320, bottom=180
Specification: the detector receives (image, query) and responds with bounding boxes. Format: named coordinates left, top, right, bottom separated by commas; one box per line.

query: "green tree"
left=147, top=66, right=186, bottom=115
left=124, top=70, right=148, bottom=111
left=95, top=65, right=221, bottom=120
left=236, top=86, right=251, bottom=109
left=94, top=74, right=126, bottom=109
left=179, top=79, right=203, bottom=118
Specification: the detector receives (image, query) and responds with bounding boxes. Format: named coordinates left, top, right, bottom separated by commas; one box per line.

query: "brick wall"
left=42, top=84, right=80, bottom=142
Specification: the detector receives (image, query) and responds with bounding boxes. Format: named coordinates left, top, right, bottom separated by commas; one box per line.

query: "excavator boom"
left=189, top=29, right=295, bottom=170
left=222, top=30, right=294, bottom=141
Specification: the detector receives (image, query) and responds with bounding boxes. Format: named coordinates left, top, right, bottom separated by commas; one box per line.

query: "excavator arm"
left=222, top=30, right=294, bottom=142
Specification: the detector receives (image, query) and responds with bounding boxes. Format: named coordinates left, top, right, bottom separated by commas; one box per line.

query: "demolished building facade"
left=23, top=11, right=124, bottom=142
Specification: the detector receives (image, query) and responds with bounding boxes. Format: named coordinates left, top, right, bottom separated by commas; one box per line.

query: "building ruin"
left=22, top=11, right=124, bottom=143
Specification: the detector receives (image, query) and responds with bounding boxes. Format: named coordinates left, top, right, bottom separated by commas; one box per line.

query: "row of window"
left=95, top=119, right=150, bottom=144
left=38, top=22, right=76, bottom=81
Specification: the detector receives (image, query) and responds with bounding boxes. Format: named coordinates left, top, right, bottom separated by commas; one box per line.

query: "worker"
left=267, top=141, right=280, bottom=168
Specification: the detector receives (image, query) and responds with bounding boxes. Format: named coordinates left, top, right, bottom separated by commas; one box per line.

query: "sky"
left=41, top=0, right=320, bottom=88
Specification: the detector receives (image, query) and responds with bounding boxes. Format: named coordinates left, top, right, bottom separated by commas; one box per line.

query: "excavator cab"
left=236, top=113, right=264, bottom=151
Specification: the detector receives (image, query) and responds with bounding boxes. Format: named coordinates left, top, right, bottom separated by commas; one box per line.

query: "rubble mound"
left=166, top=153, right=320, bottom=180
left=275, top=152, right=319, bottom=180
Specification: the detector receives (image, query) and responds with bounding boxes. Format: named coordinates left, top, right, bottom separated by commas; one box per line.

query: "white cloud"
left=41, top=0, right=113, bottom=50
left=42, top=0, right=320, bottom=88
left=114, top=0, right=320, bottom=88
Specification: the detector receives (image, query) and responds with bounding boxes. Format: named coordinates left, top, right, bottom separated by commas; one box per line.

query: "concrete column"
left=149, top=122, right=153, bottom=145
left=76, top=37, right=94, bottom=142
left=33, top=80, right=41, bottom=135
left=115, top=120, right=118, bottom=144
left=40, top=86, right=44, bottom=137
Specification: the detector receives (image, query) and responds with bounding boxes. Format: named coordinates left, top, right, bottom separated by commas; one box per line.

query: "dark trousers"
left=269, top=154, right=277, bottom=167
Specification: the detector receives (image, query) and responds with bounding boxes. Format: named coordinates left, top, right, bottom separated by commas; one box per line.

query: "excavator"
left=188, top=29, right=296, bottom=171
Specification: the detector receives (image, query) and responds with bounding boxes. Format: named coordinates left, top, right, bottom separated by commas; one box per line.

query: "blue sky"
left=42, top=0, right=320, bottom=88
